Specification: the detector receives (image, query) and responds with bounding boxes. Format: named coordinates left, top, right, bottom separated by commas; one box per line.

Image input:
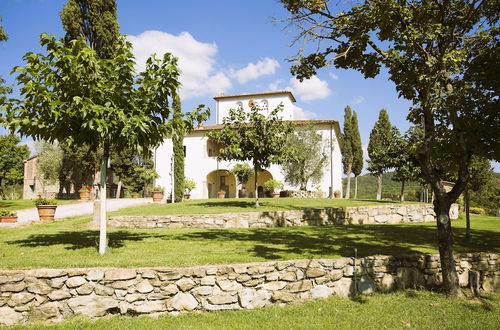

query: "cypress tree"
left=351, top=111, right=363, bottom=199
left=173, top=93, right=185, bottom=202
left=367, top=109, right=399, bottom=200
left=60, top=0, right=120, bottom=59
left=342, top=106, right=354, bottom=198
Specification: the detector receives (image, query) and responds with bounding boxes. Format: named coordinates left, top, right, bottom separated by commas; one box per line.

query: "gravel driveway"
left=0, top=198, right=152, bottom=227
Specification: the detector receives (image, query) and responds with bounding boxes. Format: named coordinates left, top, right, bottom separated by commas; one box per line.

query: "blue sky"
left=1, top=0, right=497, bottom=172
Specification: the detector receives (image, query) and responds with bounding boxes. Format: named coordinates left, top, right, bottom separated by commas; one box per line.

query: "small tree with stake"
left=4, top=34, right=182, bottom=255
left=207, top=104, right=293, bottom=207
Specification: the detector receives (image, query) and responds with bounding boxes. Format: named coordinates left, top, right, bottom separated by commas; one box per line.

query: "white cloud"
left=232, top=58, right=280, bottom=84
left=268, top=79, right=284, bottom=91
left=288, top=76, right=331, bottom=102
left=291, top=104, right=318, bottom=120
left=329, top=72, right=339, bottom=80
left=128, top=30, right=231, bottom=99
left=351, top=96, right=365, bottom=105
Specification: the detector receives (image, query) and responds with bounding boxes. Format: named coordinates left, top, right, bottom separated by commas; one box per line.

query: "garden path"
left=0, top=198, right=151, bottom=227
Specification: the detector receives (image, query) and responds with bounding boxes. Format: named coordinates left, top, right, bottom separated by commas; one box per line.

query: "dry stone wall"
left=108, top=203, right=459, bottom=229
left=0, top=252, right=497, bottom=325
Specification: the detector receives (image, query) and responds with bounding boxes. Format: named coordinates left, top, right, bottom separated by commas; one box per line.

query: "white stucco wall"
left=216, top=94, right=294, bottom=124
left=155, top=123, right=343, bottom=199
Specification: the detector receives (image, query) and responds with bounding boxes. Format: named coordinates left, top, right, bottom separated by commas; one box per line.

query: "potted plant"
left=78, top=184, right=92, bottom=201
left=264, top=179, right=284, bottom=198
left=229, top=163, right=253, bottom=198
left=130, top=192, right=139, bottom=199
left=217, top=190, right=226, bottom=199
left=34, top=196, right=57, bottom=221
left=0, top=209, right=17, bottom=223
left=334, top=190, right=341, bottom=198
left=183, top=178, right=196, bottom=200
left=151, top=186, right=164, bottom=202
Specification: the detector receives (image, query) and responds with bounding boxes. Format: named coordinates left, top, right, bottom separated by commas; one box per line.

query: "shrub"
left=469, top=207, right=486, bottom=215
left=184, top=178, right=196, bottom=194
left=34, top=197, right=57, bottom=206
left=264, top=179, right=284, bottom=193
left=152, top=186, right=165, bottom=193
left=0, top=209, right=16, bottom=217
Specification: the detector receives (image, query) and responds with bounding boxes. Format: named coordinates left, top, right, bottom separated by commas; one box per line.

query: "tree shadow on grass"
left=7, top=230, right=167, bottom=250
left=167, top=224, right=500, bottom=260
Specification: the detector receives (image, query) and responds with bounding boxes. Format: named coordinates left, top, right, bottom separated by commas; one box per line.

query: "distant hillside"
left=342, top=172, right=421, bottom=201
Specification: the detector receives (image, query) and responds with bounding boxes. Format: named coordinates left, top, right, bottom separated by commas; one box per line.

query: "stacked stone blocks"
left=0, top=252, right=497, bottom=325
left=108, top=204, right=459, bottom=229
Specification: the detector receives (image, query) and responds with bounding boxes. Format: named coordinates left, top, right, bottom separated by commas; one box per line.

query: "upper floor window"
left=261, top=100, right=268, bottom=113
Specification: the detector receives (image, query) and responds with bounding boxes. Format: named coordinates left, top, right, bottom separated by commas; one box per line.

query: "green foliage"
left=263, top=179, right=284, bottom=193
left=60, top=0, right=120, bottom=59
left=0, top=135, right=30, bottom=195
left=351, top=111, right=363, bottom=177
left=207, top=104, right=293, bottom=206
left=35, top=141, right=63, bottom=192
left=367, top=110, right=399, bottom=176
left=468, top=207, right=485, bottom=215
left=0, top=17, right=11, bottom=110
left=173, top=93, right=185, bottom=202
left=152, top=186, right=165, bottom=193
left=342, top=106, right=354, bottom=176
left=282, top=123, right=327, bottom=190
left=345, top=172, right=422, bottom=201
left=0, top=209, right=15, bottom=217
left=393, top=126, right=424, bottom=184
left=183, top=178, right=196, bottom=194
left=6, top=34, right=180, bottom=155
left=34, top=197, right=57, bottom=206
left=229, top=163, right=253, bottom=185
left=111, top=148, right=157, bottom=194
left=59, top=142, right=101, bottom=192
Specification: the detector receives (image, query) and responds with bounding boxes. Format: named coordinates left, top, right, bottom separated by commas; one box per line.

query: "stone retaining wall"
left=108, top=203, right=459, bottom=229
left=0, top=252, right=497, bottom=325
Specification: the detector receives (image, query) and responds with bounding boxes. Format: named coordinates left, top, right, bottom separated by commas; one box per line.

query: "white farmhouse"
left=154, top=91, right=343, bottom=199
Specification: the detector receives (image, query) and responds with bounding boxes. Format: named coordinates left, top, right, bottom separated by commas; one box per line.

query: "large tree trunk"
left=400, top=180, right=405, bottom=202
left=354, top=176, right=358, bottom=199
left=376, top=174, right=382, bottom=200
left=116, top=179, right=122, bottom=199
left=434, top=196, right=461, bottom=295
left=465, top=188, right=471, bottom=243
left=254, top=165, right=259, bottom=207
left=345, top=164, right=352, bottom=199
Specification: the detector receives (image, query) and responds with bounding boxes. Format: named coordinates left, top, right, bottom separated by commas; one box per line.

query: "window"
left=261, top=99, right=268, bottom=113
left=236, top=101, right=243, bottom=109
left=183, top=146, right=186, bottom=157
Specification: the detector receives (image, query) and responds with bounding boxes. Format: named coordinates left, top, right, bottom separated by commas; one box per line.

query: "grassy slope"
left=344, top=171, right=422, bottom=201
left=10, top=291, right=500, bottom=329
left=0, top=214, right=498, bottom=269
left=110, top=197, right=419, bottom=216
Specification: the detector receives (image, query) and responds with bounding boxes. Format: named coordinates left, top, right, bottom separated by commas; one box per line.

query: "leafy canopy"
left=0, top=134, right=30, bottom=188
left=5, top=34, right=180, bottom=155
left=367, top=109, right=399, bottom=176
left=282, top=123, right=328, bottom=190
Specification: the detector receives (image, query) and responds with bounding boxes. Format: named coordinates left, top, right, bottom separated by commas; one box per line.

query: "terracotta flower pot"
left=131, top=192, right=139, bottom=199
left=217, top=193, right=225, bottom=199
left=272, top=193, right=280, bottom=198
left=79, top=191, right=90, bottom=201
left=152, top=191, right=164, bottom=202
left=0, top=216, right=17, bottom=223
left=334, top=192, right=341, bottom=198
left=183, top=194, right=191, bottom=200
left=37, top=205, right=57, bottom=221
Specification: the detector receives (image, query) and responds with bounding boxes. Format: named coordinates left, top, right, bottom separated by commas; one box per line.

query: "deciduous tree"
left=207, top=105, right=293, bottom=207
left=6, top=35, right=181, bottom=255
left=282, top=123, right=328, bottom=191
left=0, top=135, right=30, bottom=199
left=279, top=0, right=500, bottom=294
left=393, top=127, right=423, bottom=202
left=229, top=163, right=253, bottom=198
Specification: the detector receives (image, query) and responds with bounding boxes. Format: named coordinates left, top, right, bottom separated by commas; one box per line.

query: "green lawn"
left=9, top=291, right=500, bottom=329
left=111, top=197, right=419, bottom=216
left=0, top=214, right=498, bottom=269
left=0, top=199, right=81, bottom=212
